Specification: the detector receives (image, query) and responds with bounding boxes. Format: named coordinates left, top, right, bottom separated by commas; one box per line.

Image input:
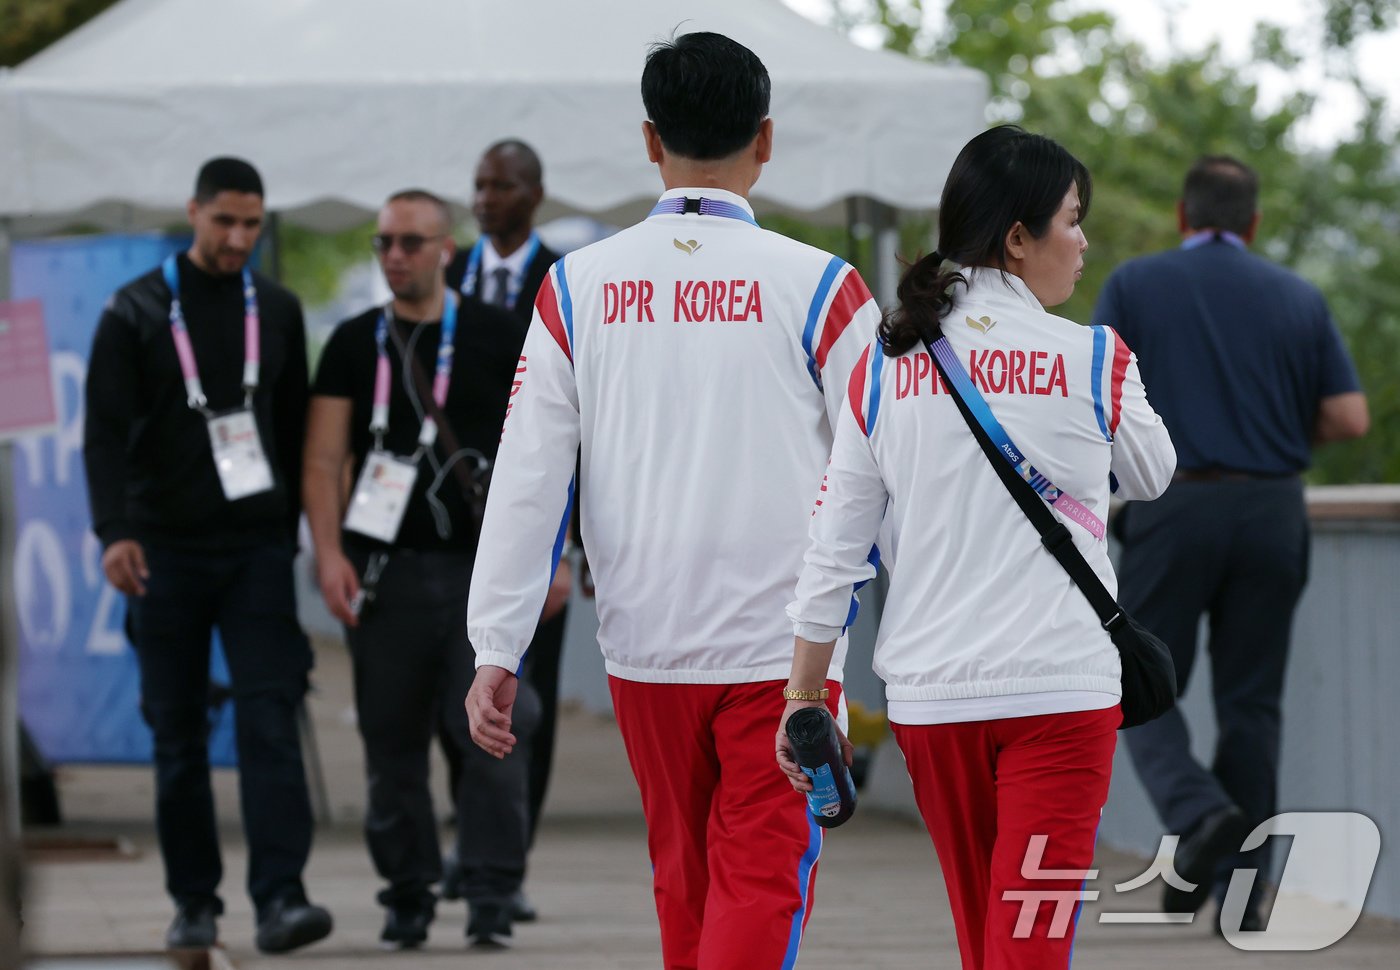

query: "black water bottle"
left=786, top=706, right=857, bottom=828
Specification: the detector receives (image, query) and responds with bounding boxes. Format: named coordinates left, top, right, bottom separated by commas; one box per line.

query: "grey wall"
left=1092, top=520, right=1400, bottom=916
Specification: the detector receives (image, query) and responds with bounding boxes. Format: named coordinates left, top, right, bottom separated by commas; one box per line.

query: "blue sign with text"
left=8, top=234, right=238, bottom=765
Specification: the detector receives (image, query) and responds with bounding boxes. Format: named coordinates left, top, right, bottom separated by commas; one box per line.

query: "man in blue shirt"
left=1094, top=155, right=1368, bottom=931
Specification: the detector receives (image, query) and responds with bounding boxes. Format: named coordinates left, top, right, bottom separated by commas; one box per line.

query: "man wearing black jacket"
left=444, top=139, right=572, bottom=922
left=83, top=157, right=331, bottom=955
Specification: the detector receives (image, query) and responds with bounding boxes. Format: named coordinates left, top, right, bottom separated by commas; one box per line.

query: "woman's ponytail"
left=877, top=251, right=961, bottom=357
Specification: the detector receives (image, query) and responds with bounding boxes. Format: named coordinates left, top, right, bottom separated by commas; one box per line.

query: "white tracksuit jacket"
left=468, top=188, right=880, bottom=684
left=789, top=267, right=1176, bottom=724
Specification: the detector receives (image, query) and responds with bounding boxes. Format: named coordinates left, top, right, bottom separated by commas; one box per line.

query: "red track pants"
left=610, top=676, right=842, bottom=970
left=893, top=705, right=1120, bottom=970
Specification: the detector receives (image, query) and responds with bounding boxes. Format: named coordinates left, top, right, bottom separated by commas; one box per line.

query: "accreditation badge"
left=206, top=408, right=274, bottom=500
left=344, top=450, right=418, bottom=543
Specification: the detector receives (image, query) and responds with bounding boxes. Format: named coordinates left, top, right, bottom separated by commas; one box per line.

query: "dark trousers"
left=441, top=607, right=565, bottom=849
left=1117, top=477, right=1309, bottom=904
left=345, top=548, right=539, bottom=906
left=127, top=542, right=314, bottom=918
left=521, top=608, right=566, bottom=842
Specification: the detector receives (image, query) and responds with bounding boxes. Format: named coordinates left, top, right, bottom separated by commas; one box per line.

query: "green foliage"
left=277, top=220, right=375, bottom=308
left=0, top=0, right=119, bottom=66
left=823, top=0, right=1400, bottom=482
left=1322, top=0, right=1399, bottom=48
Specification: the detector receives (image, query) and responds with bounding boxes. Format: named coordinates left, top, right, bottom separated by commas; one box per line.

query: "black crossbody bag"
left=924, top=337, right=1177, bottom=728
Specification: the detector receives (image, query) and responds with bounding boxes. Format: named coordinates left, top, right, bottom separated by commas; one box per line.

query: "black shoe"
left=467, top=900, right=513, bottom=948
left=166, top=901, right=218, bottom=949
left=1163, top=806, right=1250, bottom=914
left=255, top=896, right=333, bottom=954
left=381, top=901, right=434, bottom=950
left=508, top=888, right=537, bottom=923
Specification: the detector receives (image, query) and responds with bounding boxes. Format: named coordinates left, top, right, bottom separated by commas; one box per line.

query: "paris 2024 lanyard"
left=163, top=255, right=273, bottom=501
left=343, top=293, right=461, bottom=545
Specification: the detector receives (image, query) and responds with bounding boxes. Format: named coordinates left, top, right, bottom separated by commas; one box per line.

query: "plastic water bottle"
left=785, top=706, right=857, bottom=828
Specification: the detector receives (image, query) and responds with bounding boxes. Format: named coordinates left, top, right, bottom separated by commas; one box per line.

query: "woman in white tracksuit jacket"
left=776, top=126, right=1176, bottom=970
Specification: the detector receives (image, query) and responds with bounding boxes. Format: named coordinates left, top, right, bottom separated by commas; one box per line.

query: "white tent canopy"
left=0, top=0, right=987, bottom=233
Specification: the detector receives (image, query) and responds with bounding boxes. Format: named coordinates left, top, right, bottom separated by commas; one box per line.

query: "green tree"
left=822, top=0, right=1400, bottom=482
left=0, top=0, right=119, bottom=67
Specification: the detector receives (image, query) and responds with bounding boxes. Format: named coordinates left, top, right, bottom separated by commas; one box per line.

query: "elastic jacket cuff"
left=792, top=620, right=845, bottom=643
left=474, top=650, right=525, bottom=673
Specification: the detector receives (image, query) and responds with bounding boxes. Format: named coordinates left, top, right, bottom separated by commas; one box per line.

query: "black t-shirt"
left=83, top=253, right=308, bottom=551
left=313, top=297, right=526, bottom=553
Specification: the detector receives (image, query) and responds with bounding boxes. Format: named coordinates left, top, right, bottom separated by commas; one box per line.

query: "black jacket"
left=83, top=253, right=308, bottom=551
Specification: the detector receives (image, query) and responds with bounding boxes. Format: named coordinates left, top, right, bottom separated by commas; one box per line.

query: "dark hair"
left=641, top=31, right=770, bottom=160
left=385, top=188, right=452, bottom=232
left=193, top=156, right=263, bottom=203
left=484, top=138, right=544, bottom=189
left=879, top=126, right=1092, bottom=356
left=1181, top=155, right=1257, bottom=235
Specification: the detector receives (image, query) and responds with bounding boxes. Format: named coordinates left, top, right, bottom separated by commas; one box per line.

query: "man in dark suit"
left=443, top=139, right=572, bottom=923
left=447, top=139, right=560, bottom=320
left=1094, top=155, right=1368, bottom=933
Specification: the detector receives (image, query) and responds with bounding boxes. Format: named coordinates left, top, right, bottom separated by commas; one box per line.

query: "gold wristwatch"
left=782, top=687, right=830, bottom=701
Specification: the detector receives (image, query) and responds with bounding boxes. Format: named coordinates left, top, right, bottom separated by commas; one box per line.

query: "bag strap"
left=923, top=335, right=1128, bottom=635
left=389, top=321, right=485, bottom=503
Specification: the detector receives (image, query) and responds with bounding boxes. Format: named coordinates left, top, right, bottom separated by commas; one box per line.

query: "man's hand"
left=102, top=539, right=149, bottom=596
left=316, top=549, right=362, bottom=627
left=541, top=559, right=573, bottom=622
left=775, top=698, right=853, bottom=793
left=466, top=665, right=520, bottom=759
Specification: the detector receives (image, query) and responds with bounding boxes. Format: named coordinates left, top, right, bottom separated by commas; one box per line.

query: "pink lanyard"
left=162, top=255, right=259, bottom=413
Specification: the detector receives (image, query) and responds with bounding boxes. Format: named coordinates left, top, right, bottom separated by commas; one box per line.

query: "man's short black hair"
left=483, top=139, right=544, bottom=189
left=1182, top=156, right=1258, bottom=235
left=641, top=31, right=770, bottom=161
left=193, top=157, right=264, bottom=203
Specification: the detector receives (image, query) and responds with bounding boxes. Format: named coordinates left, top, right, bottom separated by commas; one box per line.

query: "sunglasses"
left=371, top=233, right=445, bottom=255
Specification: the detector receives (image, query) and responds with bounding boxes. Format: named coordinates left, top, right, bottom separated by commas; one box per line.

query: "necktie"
left=490, top=267, right=512, bottom=308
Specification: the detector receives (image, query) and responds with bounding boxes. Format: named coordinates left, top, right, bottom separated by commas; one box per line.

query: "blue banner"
left=8, top=234, right=238, bottom=766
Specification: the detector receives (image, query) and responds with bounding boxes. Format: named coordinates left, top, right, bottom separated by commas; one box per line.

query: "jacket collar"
left=960, top=265, right=1044, bottom=312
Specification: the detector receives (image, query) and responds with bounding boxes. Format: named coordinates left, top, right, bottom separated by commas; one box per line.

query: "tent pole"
left=869, top=200, right=898, bottom=310
left=262, top=211, right=283, bottom=282
left=0, top=217, right=11, bottom=300
left=0, top=215, right=25, bottom=961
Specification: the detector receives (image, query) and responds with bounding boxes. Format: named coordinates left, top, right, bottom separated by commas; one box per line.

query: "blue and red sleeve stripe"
left=1108, top=327, right=1131, bottom=435
left=535, top=263, right=574, bottom=364
left=846, top=343, right=884, bottom=438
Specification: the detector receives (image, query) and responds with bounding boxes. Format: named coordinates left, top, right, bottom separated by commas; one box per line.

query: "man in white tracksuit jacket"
left=464, top=32, right=879, bottom=970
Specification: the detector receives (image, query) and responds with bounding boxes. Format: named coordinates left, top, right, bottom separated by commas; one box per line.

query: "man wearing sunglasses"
left=303, top=189, right=533, bottom=949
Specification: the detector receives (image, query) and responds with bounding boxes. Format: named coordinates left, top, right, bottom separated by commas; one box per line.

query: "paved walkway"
left=22, top=638, right=1400, bottom=968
